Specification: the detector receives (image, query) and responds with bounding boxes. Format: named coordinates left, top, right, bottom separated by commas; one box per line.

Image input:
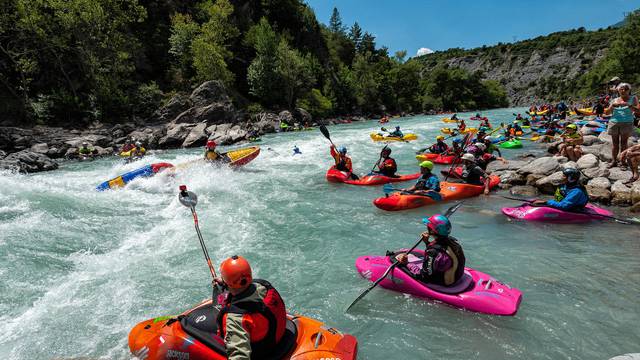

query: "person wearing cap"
left=557, top=124, right=583, bottom=161
left=482, top=136, right=502, bottom=157
left=129, top=141, right=146, bottom=158
left=373, top=147, right=397, bottom=177
left=428, top=136, right=449, bottom=154
left=608, top=76, right=622, bottom=97
left=205, top=140, right=223, bottom=161
left=394, top=214, right=465, bottom=286
left=330, top=145, right=359, bottom=180
left=532, top=168, right=588, bottom=211
left=402, top=161, right=440, bottom=195
left=214, top=255, right=287, bottom=360
left=605, top=82, right=639, bottom=168
left=459, top=153, right=490, bottom=194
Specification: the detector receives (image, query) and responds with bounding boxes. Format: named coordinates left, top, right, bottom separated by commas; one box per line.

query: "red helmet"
left=206, top=140, right=216, bottom=149
left=220, top=255, right=252, bottom=289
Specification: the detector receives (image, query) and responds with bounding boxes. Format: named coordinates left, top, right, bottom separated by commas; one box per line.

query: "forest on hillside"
left=0, top=0, right=509, bottom=127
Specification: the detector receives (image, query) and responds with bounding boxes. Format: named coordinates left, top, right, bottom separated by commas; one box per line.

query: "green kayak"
left=499, top=139, right=523, bottom=149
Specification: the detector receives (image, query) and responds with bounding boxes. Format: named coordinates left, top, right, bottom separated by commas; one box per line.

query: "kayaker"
left=475, top=129, right=487, bottom=143
left=388, top=126, right=404, bottom=138
left=459, top=153, right=490, bottom=194
left=532, top=168, right=588, bottom=211
left=205, top=140, right=223, bottom=162
left=330, top=145, right=359, bottom=180
left=557, top=124, right=583, bottom=161
left=451, top=113, right=459, bottom=120
left=293, top=145, right=302, bottom=155
left=512, top=121, right=523, bottom=135
left=394, top=214, right=465, bottom=287
left=78, top=142, right=95, bottom=157
left=120, top=138, right=135, bottom=153
left=515, top=114, right=524, bottom=121
left=373, top=147, right=397, bottom=177
left=483, top=136, right=502, bottom=157
left=448, top=138, right=464, bottom=156
left=129, top=141, right=146, bottom=158
left=458, top=120, right=467, bottom=132
left=214, top=255, right=287, bottom=360
left=401, top=161, right=440, bottom=195
left=428, top=136, right=449, bottom=154
left=479, top=118, right=491, bottom=129
left=604, top=83, right=639, bottom=169
left=471, top=142, right=487, bottom=157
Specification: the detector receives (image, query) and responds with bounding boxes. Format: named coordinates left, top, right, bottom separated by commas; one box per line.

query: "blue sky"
left=305, top=0, right=640, bottom=56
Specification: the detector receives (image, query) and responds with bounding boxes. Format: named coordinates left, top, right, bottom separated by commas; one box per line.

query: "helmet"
left=453, top=138, right=463, bottom=144
left=436, top=135, right=445, bottom=141
left=462, top=153, right=475, bottom=162
left=562, top=168, right=581, bottom=184
left=206, top=140, right=216, bottom=149
left=484, top=136, right=493, bottom=142
left=419, top=161, right=434, bottom=170
left=82, top=142, right=88, bottom=146
left=422, top=214, right=451, bottom=236
left=474, top=142, right=486, bottom=151
left=482, top=153, right=493, bottom=161
left=220, top=255, right=252, bottom=289
left=395, top=126, right=400, bottom=130
left=381, top=147, right=391, bottom=155
left=339, top=146, right=347, bottom=154
left=566, top=124, right=577, bottom=130
left=135, top=141, right=142, bottom=147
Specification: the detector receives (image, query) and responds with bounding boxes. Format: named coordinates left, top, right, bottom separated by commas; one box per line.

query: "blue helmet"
left=422, top=214, right=451, bottom=236
left=339, top=146, right=347, bottom=154
left=395, top=126, right=400, bottom=130
left=453, top=138, right=463, bottom=144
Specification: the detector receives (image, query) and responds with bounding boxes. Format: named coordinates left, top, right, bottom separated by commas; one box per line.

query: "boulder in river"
left=518, top=156, right=560, bottom=176
left=611, top=180, right=632, bottom=206
left=535, top=171, right=566, bottom=194
left=0, top=150, right=58, bottom=173
left=182, top=123, right=208, bottom=148
left=509, top=185, right=539, bottom=198
left=586, top=177, right=612, bottom=203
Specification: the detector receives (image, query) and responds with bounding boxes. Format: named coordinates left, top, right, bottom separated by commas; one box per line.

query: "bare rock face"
left=182, top=123, right=208, bottom=148
left=608, top=167, right=633, bottom=182
left=251, top=112, right=279, bottom=134
left=611, top=180, right=632, bottom=206
left=0, top=150, right=58, bottom=173
left=536, top=171, right=566, bottom=194
left=158, top=122, right=193, bottom=148
left=499, top=170, right=527, bottom=185
left=581, top=135, right=600, bottom=146
left=190, top=80, right=230, bottom=107
left=278, top=110, right=294, bottom=125
left=30, top=143, right=49, bottom=154
left=155, top=94, right=191, bottom=123
left=487, top=160, right=528, bottom=173
left=518, top=157, right=560, bottom=176
left=582, top=162, right=609, bottom=179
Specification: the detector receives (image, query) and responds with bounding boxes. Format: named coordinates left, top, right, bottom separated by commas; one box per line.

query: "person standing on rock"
left=604, top=83, right=639, bottom=169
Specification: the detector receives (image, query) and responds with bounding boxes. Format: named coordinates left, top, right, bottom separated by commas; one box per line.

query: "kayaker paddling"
left=532, top=168, right=588, bottom=211
left=401, top=161, right=440, bottom=195
left=330, top=145, right=359, bottom=180
left=394, top=214, right=465, bottom=287
left=372, top=147, right=397, bottom=177
left=428, top=135, right=449, bottom=154
left=459, top=153, right=491, bottom=194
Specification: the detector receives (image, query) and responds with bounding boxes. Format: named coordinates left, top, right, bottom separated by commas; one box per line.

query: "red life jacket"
left=217, top=279, right=286, bottom=357
left=380, top=158, right=397, bottom=173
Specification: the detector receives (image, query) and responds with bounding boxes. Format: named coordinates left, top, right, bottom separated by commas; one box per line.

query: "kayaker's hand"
left=395, top=253, right=408, bottom=264
left=420, top=231, right=430, bottom=241
left=483, top=188, right=490, bottom=195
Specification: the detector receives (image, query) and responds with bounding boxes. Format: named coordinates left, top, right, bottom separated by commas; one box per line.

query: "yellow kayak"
left=119, top=150, right=132, bottom=157
left=442, top=118, right=460, bottom=123
left=370, top=133, right=418, bottom=142
left=440, top=127, right=477, bottom=135
left=172, top=146, right=261, bottom=171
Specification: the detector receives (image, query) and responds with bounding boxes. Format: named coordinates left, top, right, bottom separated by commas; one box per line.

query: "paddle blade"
left=383, top=183, right=396, bottom=195
left=444, top=201, right=464, bottom=218
left=319, top=125, right=331, bottom=141
left=346, top=262, right=398, bottom=312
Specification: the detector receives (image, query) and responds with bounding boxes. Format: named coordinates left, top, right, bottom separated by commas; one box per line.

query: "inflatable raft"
left=96, top=162, right=174, bottom=191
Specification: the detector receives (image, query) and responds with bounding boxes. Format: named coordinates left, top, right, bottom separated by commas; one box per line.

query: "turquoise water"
left=1, top=108, right=638, bottom=359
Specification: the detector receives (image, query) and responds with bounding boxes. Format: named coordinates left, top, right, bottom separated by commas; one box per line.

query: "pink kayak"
left=502, top=203, right=614, bottom=223
left=326, top=166, right=420, bottom=186
left=355, top=249, right=522, bottom=316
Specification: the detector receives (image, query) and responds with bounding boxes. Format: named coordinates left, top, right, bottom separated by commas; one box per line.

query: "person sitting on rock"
left=532, top=168, right=588, bottom=211
left=129, top=141, right=146, bottom=159
left=619, top=143, right=640, bottom=184
left=557, top=124, right=583, bottom=162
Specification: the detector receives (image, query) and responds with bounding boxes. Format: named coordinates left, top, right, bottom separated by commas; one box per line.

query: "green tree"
left=246, top=18, right=280, bottom=106
left=349, top=22, right=363, bottom=52
left=276, top=39, right=316, bottom=108
left=329, top=7, right=344, bottom=34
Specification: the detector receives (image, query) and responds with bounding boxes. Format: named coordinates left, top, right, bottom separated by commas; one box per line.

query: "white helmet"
left=135, top=141, right=142, bottom=147
left=484, top=136, right=493, bottom=142
left=462, top=153, right=475, bottom=162
left=474, top=142, right=487, bottom=151
left=82, top=142, right=88, bottom=146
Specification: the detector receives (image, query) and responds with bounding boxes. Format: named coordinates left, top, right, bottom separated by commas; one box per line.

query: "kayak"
left=499, top=139, right=523, bottom=149
left=370, top=133, right=418, bottom=142
left=96, top=162, right=174, bottom=191
left=528, top=109, right=550, bottom=116
left=415, top=153, right=460, bottom=165
left=373, top=175, right=500, bottom=211
left=225, top=146, right=261, bottom=166
left=129, top=299, right=358, bottom=360
left=441, top=127, right=477, bottom=135
left=354, top=249, right=522, bottom=316
left=326, top=166, right=420, bottom=185
left=469, top=116, right=488, bottom=121
left=442, top=118, right=460, bottom=123
left=248, top=137, right=262, bottom=143
left=502, top=203, right=614, bottom=223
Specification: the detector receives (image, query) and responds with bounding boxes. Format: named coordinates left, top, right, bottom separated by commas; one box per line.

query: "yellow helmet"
left=436, top=135, right=445, bottom=141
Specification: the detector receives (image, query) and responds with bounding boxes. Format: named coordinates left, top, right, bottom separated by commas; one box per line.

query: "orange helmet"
left=220, top=255, right=252, bottom=289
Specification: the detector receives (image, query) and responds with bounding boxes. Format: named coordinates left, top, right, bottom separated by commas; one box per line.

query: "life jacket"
left=415, top=173, right=440, bottom=192
left=430, top=142, right=448, bottom=153
left=380, top=157, right=397, bottom=174
left=554, top=184, right=588, bottom=206
left=205, top=150, right=220, bottom=161
left=423, top=237, right=466, bottom=286
left=217, top=279, right=287, bottom=358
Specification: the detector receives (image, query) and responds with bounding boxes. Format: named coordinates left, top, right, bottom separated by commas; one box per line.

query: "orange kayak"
left=325, top=166, right=420, bottom=185
left=129, top=299, right=358, bottom=360
left=373, top=175, right=500, bottom=211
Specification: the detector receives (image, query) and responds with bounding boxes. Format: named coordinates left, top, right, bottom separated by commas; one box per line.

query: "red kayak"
left=326, top=166, right=420, bottom=186
left=416, top=153, right=460, bottom=165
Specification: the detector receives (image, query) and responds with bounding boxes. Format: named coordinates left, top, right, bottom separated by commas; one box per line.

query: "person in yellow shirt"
left=204, top=140, right=223, bottom=161
left=557, top=124, right=583, bottom=161
left=129, top=141, right=146, bottom=159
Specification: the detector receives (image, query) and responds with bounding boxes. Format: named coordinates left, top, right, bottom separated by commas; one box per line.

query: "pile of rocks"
left=489, top=133, right=640, bottom=210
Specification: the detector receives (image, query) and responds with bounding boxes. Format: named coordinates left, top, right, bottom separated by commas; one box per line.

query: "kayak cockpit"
left=393, top=251, right=474, bottom=295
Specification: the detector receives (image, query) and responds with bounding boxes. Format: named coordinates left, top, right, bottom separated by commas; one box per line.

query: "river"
left=1, top=108, right=638, bottom=359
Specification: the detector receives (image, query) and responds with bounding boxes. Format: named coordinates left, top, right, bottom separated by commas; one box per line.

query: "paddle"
left=500, top=195, right=640, bottom=225
left=345, top=201, right=464, bottom=313
left=319, top=124, right=336, bottom=147
left=416, top=134, right=458, bottom=154
left=443, top=132, right=473, bottom=182
left=382, top=183, right=443, bottom=201
left=371, top=145, right=389, bottom=173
